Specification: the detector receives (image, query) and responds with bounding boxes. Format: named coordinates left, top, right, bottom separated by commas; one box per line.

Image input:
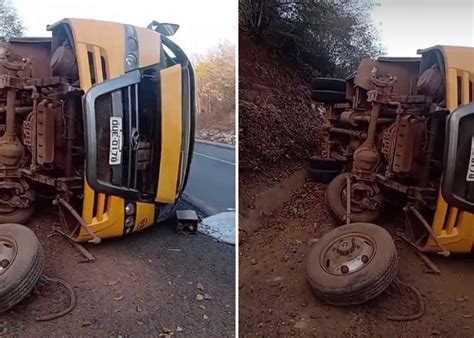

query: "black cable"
left=35, top=274, right=77, bottom=322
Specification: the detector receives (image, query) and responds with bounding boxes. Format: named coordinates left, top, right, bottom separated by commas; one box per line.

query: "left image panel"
left=0, top=0, right=236, bottom=336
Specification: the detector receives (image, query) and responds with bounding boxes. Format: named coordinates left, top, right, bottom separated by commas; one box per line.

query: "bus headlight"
left=124, top=25, right=139, bottom=72
left=125, top=202, right=136, bottom=216
left=125, top=53, right=138, bottom=70
left=125, top=215, right=135, bottom=228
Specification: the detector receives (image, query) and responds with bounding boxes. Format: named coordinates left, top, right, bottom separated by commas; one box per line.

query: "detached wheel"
left=312, top=78, right=346, bottom=92
left=0, top=205, right=35, bottom=224
left=306, top=223, right=398, bottom=306
left=326, top=173, right=380, bottom=224
left=0, top=223, right=44, bottom=313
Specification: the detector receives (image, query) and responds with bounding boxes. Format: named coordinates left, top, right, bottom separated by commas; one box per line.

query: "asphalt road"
left=184, top=141, right=236, bottom=215
left=3, top=214, right=235, bottom=337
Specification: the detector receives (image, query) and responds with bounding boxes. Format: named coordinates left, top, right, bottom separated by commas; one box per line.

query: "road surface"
left=4, top=213, right=235, bottom=337
left=184, top=141, right=236, bottom=215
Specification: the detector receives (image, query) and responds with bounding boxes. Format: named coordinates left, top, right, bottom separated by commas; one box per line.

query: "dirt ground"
left=239, top=176, right=474, bottom=337
left=1, top=205, right=235, bottom=337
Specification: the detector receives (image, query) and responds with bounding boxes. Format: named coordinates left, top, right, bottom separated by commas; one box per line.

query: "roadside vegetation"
left=0, top=0, right=24, bottom=40
left=193, top=41, right=236, bottom=144
left=239, top=0, right=384, bottom=175
left=240, top=0, right=384, bottom=77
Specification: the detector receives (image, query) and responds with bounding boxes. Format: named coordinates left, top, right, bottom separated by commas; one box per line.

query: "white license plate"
left=467, top=136, right=474, bottom=181
left=109, top=117, right=123, bottom=165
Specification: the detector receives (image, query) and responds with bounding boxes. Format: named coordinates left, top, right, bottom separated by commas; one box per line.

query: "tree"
left=240, top=0, right=384, bottom=77
left=194, top=41, right=236, bottom=132
left=0, top=0, right=24, bottom=41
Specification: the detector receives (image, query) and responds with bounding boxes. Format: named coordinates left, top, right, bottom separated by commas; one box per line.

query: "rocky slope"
left=239, top=35, right=322, bottom=177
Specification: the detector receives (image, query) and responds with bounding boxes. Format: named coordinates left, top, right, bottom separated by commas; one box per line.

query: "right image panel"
left=239, top=0, right=474, bottom=336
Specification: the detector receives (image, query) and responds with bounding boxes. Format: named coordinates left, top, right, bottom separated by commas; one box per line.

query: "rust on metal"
left=406, top=205, right=450, bottom=257
left=57, top=198, right=101, bottom=244
left=0, top=40, right=85, bottom=224
left=316, top=53, right=451, bottom=242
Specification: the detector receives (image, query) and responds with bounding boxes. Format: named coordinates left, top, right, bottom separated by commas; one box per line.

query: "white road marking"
left=194, top=152, right=235, bottom=165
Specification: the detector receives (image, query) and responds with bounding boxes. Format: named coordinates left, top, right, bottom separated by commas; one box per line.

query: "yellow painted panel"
left=427, top=66, right=474, bottom=238
left=414, top=46, right=474, bottom=252
left=446, top=68, right=458, bottom=111
left=93, top=46, right=104, bottom=83
left=156, top=64, right=183, bottom=203
left=65, top=18, right=125, bottom=78
left=55, top=18, right=165, bottom=240
left=432, top=191, right=449, bottom=233
left=76, top=42, right=96, bottom=224
left=418, top=46, right=474, bottom=76
left=134, top=202, right=155, bottom=232
left=462, top=71, right=470, bottom=104
left=431, top=67, right=474, bottom=246
left=76, top=42, right=93, bottom=91
left=135, top=26, right=161, bottom=68
left=445, top=207, right=458, bottom=234
left=424, top=210, right=474, bottom=253
left=77, top=196, right=125, bottom=241
left=96, top=193, right=106, bottom=222
left=429, top=67, right=474, bottom=250
left=70, top=34, right=127, bottom=237
left=82, top=180, right=94, bottom=223
left=441, top=46, right=474, bottom=75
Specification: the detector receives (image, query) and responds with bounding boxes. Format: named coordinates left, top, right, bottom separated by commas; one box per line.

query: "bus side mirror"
left=442, top=102, right=474, bottom=213
left=147, top=21, right=179, bottom=36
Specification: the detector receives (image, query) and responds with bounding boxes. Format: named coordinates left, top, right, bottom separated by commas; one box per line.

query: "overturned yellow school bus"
left=0, top=18, right=195, bottom=241
left=311, top=45, right=474, bottom=253
left=0, top=18, right=196, bottom=313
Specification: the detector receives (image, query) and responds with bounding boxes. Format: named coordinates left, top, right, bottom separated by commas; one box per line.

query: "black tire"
left=309, top=156, right=344, bottom=171
left=306, top=223, right=398, bottom=306
left=308, top=168, right=340, bottom=183
left=326, top=173, right=380, bottom=224
left=0, top=206, right=35, bottom=224
left=311, top=90, right=346, bottom=104
left=0, top=223, right=44, bottom=313
left=157, top=203, right=178, bottom=224
left=312, top=78, right=346, bottom=92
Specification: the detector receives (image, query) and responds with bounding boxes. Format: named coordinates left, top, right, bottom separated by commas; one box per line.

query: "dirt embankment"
left=239, top=35, right=322, bottom=189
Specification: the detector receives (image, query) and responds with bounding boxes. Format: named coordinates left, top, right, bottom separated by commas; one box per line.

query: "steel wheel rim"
left=341, top=187, right=364, bottom=213
left=320, top=233, right=376, bottom=276
left=0, top=236, right=18, bottom=275
left=0, top=205, right=16, bottom=214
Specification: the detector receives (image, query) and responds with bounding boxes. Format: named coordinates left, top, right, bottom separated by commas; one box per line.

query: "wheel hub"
left=341, top=181, right=381, bottom=212
left=337, top=239, right=354, bottom=254
left=0, top=236, right=17, bottom=275
left=320, top=233, right=376, bottom=276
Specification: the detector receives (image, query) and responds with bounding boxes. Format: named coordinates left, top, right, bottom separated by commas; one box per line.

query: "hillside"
left=239, top=35, right=322, bottom=181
